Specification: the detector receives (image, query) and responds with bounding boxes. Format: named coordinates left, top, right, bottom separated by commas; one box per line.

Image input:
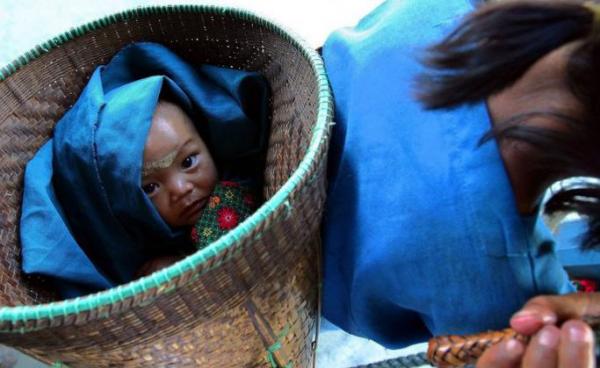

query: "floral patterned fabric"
left=572, top=278, right=599, bottom=293
left=191, top=181, right=257, bottom=250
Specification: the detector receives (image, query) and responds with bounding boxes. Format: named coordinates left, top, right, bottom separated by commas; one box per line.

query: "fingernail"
left=538, top=328, right=559, bottom=348
left=512, top=310, right=554, bottom=324
left=512, top=311, right=539, bottom=323
left=568, top=324, right=593, bottom=343
left=505, top=339, right=524, bottom=358
left=513, top=310, right=537, bottom=318
left=540, top=314, right=556, bottom=324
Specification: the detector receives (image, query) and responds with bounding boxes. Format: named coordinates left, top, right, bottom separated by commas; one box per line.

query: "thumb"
left=476, top=339, right=524, bottom=368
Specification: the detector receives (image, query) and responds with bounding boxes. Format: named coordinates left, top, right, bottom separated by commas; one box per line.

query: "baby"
left=141, top=100, right=219, bottom=231
left=20, top=42, right=269, bottom=297
left=136, top=100, right=258, bottom=276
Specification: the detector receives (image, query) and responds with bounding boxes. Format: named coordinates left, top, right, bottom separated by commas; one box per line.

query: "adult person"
left=321, top=0, right=600, bottom=365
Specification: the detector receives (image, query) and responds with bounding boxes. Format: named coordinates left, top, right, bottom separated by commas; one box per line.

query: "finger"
left=511, top=310, right=554, bottom=335
left=558, top=320, right=595, bottom=368
left=476, top=339, right=524, bottom=368
left=511, top=293, right=600, bottom=335
left=522, top=325, right=559, bottom=368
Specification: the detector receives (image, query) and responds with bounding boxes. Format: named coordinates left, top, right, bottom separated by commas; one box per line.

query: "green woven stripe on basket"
left=0, top=4, right=333, bottom=328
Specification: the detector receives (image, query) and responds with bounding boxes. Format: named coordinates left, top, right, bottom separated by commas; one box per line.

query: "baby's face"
left=142, top=101, right=217, bottom=227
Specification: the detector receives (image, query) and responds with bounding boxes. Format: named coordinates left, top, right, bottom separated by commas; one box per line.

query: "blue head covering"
left=20, top=43, right=269, bottom=297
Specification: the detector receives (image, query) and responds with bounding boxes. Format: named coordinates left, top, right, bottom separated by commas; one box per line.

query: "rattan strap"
left=347, top=329, right=528, bottom=368
left=427, top=328, right=528, bottom=367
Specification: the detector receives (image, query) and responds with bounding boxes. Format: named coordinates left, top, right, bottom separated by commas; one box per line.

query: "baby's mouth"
left=181, top=197, right=208, bottom=220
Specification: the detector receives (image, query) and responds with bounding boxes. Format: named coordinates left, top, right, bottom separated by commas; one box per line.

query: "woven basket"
left=0, top=5, right=332, bottom=367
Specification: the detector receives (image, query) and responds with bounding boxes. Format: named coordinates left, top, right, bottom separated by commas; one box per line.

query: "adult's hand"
left=476, top=292, right=600, bottom=368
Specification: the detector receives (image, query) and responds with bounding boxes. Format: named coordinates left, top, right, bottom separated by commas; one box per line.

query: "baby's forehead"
left=141, top=98, right=207, bottom=174
left=153, top=100, right=191, bottom=120
left=142, top=149, right=178, bottom=178
left=151, top=101, right=199, bottom=136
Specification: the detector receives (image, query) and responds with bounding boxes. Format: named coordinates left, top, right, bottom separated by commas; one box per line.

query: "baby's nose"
left=170, top=177, right=193, bottom=198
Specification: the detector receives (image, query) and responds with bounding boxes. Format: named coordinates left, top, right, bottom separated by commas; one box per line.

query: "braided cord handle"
left=427, top=316, right=600, bottom=367
left=348, top=317, right=600, bottom=368
left=427, top=328, right=528, bottom=367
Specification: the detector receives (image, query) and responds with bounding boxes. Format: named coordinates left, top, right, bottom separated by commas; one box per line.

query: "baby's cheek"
left=207, top=172, right=218, bottom=190
left=150, top=195, right=168, bottom=216
left=189, top=211, right=203, bottom=225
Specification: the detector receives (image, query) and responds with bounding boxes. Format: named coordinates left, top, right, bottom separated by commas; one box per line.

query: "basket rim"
left=0, top=4, right=333, bottom=326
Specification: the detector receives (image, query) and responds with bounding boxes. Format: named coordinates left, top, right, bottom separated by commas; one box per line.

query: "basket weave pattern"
left=0, top=6, right=332, bottom=367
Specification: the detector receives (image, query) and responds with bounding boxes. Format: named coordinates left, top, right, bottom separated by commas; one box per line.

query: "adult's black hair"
left=416, top=0, right=600, bottom=250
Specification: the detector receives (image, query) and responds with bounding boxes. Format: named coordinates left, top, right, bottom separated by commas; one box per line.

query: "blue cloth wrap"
left=20, top=43, right=269, bottom=298
left=321, top=0, right=573, bottom=348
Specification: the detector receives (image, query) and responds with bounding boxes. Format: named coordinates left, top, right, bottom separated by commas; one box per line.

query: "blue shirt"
left=321, top=0, right=573, bottom=348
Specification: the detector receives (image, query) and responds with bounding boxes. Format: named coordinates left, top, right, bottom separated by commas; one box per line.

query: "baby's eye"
left=181, top=154, right=198, bottom=169
left=142, top=182, right=160, bottom=195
